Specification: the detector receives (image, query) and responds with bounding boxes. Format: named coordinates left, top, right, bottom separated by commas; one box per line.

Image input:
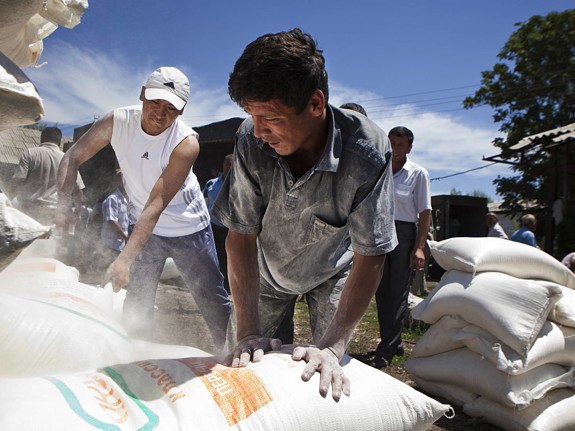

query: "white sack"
left=0, top=281, right=131, bottom=377
left=0, top=277, right=206, bottom=377
left=413, top=316, right=575, bottom=375
left=0, top=0, right=88, bottom=69
left=463, top=389, right=575, bottom=431
left=429, top=237, right=575, bottom=289
left=2, top=256, right=79, bottom=282
left=160, top=257, right=180, bottom=280
left=0, top=53, right=44, bottom=129
left=0, top=350, right=451, bottom=431
left=39, top=0, right=89, bottom=29
left=0, top=194, right=49, bottom=251
left=548, top=284, right=575, bottom=327
left=411, top=270, right=562, bottom=356
left=11, top=237, right=58, bottom=260
left=405, top=348, right=575, bottom=409
left=0, top=0, right=44, bottom=68
left=411, top=375, right=478, bottom=407
left=0, top=256, right=199, bottom=377
left=411, top=314, right=469, bottom=358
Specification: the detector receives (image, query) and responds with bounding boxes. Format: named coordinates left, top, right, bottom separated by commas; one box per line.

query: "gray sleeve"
left=212, top=135, right=264, bottom=234
left=349, top=149, right=398, bottom=256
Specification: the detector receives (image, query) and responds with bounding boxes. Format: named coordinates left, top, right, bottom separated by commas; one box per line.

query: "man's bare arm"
left=225, top=230, right=281, bottom=366
left=56, top=113, right=113, bottom=226
left=107, top=134, right=199, bottom=290
left=293, top=252, right=386, bottom=401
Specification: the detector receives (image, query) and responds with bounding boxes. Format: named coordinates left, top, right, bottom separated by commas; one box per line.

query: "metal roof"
left=484, top=122, right=575, bottom=166
left=511, top=122, right=575, bottom=150
left=0, top=127, right=40, bottom=165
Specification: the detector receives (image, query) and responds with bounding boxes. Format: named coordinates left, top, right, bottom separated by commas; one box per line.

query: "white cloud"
left=24, top=42, right=511, bottom=197
left=329, top=82, right=512, bottom=197
left=26, top=41, right=244, bottom=128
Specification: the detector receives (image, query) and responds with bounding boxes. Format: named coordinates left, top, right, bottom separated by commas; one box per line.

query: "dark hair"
left=340, top=103, right=367, bottom=117
left=40, top=127, right=63, bottom=144
left=388, top=126, right=414, bottom=145
left=228, top=28, right=329, bottom=113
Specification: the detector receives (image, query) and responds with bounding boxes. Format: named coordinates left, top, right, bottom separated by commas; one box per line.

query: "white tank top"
left=111, top=106, right=210, bottom=237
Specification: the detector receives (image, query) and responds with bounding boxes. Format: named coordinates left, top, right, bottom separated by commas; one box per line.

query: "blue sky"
left=25, top=0, right=574, bottom=199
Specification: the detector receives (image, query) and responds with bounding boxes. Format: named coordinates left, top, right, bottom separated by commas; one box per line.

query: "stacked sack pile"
left=0, top=240, right=451, bottom=430
left=406, top=237, right=575, bottom=431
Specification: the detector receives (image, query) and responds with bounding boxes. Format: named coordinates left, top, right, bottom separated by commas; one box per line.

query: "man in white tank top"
left=56, top=67, right=231, bottom=353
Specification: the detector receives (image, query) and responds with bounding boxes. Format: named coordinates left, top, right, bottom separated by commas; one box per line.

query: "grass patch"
left=293, top=296, right=425, bottom=361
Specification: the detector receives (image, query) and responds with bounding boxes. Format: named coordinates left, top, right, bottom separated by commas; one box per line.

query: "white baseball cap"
left=144, top=67, right=189, bottom=110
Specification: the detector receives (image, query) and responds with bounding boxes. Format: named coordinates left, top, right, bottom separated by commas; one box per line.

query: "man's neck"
left=286, top=115, right=329, bottom=180
left=392, top=157, right=407, bottom=174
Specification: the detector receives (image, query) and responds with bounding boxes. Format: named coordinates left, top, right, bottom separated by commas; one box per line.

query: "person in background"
left=99, top=169, right=129, bottom=271
left=11, top=126, right=84, bottom=226
left=55, top=67, right=231, bottom=353
left=361, top=126, right=431, bottom=369
left=203, top=153, right=233, bottom=292
left=339, top=102, right=367, bottom=117
left=485, top=212, right=508, bottom=239
left=511, top=214, right=538, bottom=247
left=561, top=252, right=575, bottom=273
left=213, top=28, right=396, bottom=401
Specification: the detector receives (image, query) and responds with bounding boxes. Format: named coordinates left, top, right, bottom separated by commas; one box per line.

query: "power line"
left=356, top=84, right=481, bottom=103
left=431, top=162, right=497, bottom=181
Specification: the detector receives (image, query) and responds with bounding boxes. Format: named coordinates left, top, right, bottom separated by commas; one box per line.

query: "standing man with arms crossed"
left=361, top=126, right=431, bottom=369
left=213, top=28, right=397, bottom=401
left=56, top=67, right=231, bottom=352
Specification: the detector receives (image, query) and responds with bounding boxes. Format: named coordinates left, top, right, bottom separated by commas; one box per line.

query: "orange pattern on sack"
left=178, top=358, right=273, bottom=426
left=12, top=262, right=57, bottom=272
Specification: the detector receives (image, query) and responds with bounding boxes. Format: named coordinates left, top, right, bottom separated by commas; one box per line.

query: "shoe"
left=367, top=354, right=389, bottom=369
left=351, top=352, right=390, bottom=369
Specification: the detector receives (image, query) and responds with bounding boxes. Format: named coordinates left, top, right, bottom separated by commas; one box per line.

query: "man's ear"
left=308, top=89, right=326, bottom=116
left=139, top=87, right=146, bottom=102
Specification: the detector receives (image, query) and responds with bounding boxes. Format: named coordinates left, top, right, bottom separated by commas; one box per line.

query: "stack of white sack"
left=0, top=193, right=50, bottom=254
left=0, top=254, right=451, bottom=430
left=406, top=237, right=575, bottom=431
left=0, top=0, right=89, bottom=129
left=0, top=256, right=200, bottom=377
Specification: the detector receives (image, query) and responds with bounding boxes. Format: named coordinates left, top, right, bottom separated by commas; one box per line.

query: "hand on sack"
left=292, top=345, right=350, bottom=402
left=225, top=335, right=282, bottom=368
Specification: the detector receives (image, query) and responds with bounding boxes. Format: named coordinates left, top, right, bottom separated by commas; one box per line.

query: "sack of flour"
left=429, top=237, right=575, bottom=289
left=411, top=270, right=562, bottom=356
left=0, top=349, right=451, bottom=431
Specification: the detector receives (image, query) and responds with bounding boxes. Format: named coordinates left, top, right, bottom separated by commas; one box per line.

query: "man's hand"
left=292, top=345, right=350, bottom=402
left=225, top=336, right=282, bottom=368
left=410, top=247, right=426, bottom=271
left=104, top=258, right=131, bottom=292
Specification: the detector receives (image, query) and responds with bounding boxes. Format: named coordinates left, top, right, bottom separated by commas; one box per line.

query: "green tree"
left=464, top=9, right=575, bottom=253
left=471, top=190, right=492, bottom=203
left=449, top=188, right=462, bottom=196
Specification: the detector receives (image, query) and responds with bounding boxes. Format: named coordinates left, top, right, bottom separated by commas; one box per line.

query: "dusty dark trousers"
left=374, top=220, right=416, bottom=358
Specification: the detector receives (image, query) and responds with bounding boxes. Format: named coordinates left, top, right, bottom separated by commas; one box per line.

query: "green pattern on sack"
left=104, top=367, right=160, bottom=430
left=44, top=376, right=121, bottom=430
